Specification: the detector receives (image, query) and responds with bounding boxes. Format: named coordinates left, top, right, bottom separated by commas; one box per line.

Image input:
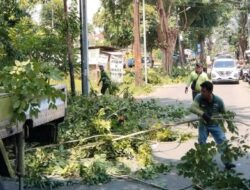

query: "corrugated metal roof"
left=89, top=46, right=119, bottom=51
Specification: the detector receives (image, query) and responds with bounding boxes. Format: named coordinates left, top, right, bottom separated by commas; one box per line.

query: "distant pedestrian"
left=98, top=65, right=111, bottom=95
left=185, top=63, right=209, bottom=100
left=190, top=81, right=236, bottom=170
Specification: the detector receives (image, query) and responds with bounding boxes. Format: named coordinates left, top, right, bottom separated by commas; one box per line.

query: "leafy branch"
left=0, top=60, right=64, bottom=121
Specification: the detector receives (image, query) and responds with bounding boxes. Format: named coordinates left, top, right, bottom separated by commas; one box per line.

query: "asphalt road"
left=141, top=80, right=250, bottom=179
left=1, top=81, right=250, bottom=190
left=142, top=80, right=250, bottom=134
left=141, top=80, right=250, bottom=116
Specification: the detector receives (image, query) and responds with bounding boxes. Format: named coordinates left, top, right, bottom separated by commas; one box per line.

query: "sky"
left=32, top=0, right=101, bottom=24
left=87, top=0, right=101, bottom=23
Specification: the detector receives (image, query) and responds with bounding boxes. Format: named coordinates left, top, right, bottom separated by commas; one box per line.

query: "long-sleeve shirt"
left=99, top=70, right=111, bottom=86
left=186, top=71, right=209, bottom=92
left=190, top=94, right=226, bottom=125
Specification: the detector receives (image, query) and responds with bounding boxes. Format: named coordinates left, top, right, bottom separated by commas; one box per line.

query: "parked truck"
left=0, top=84, right=67, bottom=178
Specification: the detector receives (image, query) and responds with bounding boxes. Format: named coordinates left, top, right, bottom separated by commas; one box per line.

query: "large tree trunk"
left=64, top=0, right=76, bottom=96
left=200, top=38, right=206, bottom=64
left=197, top=33, right=206, bottom=65
left=239, top=36, right=248, bottom=60
left=133, top=0, right=142, bottom=86
left=238, top=11, right=248, bottom=60
left=156, top=0, right=178, bottom=74
left=206, top=36, right=213, bottom=56
left=178, top=35, right=185, bottom=66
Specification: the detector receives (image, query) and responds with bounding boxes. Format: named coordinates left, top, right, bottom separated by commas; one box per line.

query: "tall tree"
left=156, top=0, right=178, bottom=74
left=0, top=0, right=27, bottom=67
left=93, top=0, right=134, bottom=47
left=133, top=0, right=142, bottom=86
left=94, top=0, right=233, bottom=73
left=94, top=1, right=159, bottom=53
left=63, top=0, right=75, bottom=96
left=40, top=0, right=79, bottom=95
left=178, top=1, right=232, bottom=64
left=141, top=4, right=159, bottom=64
left=237, top=1, right=248, bottom=60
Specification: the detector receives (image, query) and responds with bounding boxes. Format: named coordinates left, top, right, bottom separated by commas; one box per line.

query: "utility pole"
left=133, top=0, right=142, bottom=86
left=79, top=0, right=89, bottom=95
left=142, top=0, right=147, bottom=84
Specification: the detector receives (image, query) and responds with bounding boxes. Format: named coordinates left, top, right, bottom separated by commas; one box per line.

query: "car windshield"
left=213, top=60, right=235, bottom=68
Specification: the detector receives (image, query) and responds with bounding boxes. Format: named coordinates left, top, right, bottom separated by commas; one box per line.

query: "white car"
left=211, top=58, right=239, bottom=84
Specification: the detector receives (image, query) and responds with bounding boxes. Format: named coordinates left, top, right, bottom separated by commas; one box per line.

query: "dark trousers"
left=0, top=181, right=4, bottom=190
left=101, top=85, right=108, bottom=94
left=192, top=91, right=199, bottom=100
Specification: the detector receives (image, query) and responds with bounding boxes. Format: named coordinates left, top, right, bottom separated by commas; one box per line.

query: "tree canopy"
left=93, top=0, right=134, bottom=48
left=0, top=1, right=28, bottom=67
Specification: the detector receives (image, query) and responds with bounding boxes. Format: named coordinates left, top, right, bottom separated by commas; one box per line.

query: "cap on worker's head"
left=196, top=63, right=203, bottom=67
left=200, top=81, right=213, bottom=92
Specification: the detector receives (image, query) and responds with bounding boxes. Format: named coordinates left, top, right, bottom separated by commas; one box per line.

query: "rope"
left=25, top=115, right=249, bottom=190
left=25, top=116, right=250, bottom=152
left=212, top=116, right=250, bottom=127
left=25, top=118, right=198, bottom=152
left=25, top=134, right=122, bottom=152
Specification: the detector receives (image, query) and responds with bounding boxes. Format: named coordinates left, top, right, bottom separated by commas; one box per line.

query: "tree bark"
left=178, top=35, right=185, bottom=66
left=239, top=36, right=248, bottom=60
left=199, top=38, right=206, bottom=64
left=64, top=0, right=76, bottom=96
left=156, top=0, right=178, bottom=74
left=133, top=0, right=142, bottom=86
left=206, top=36, right=213, bottom=55
left=238, top=11, right=248, bottom=61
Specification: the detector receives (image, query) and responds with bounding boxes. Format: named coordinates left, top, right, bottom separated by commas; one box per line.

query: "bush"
left=147, top=69, right=163, bottom=85
left=170, top=66, right=190, bottom=78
